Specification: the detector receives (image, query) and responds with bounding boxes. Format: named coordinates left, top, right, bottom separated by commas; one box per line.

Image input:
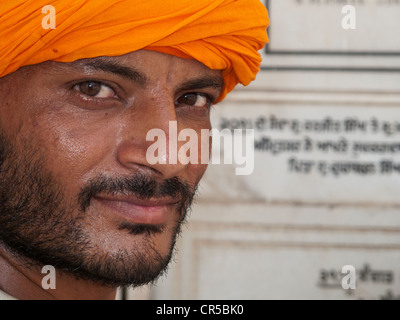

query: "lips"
left=93, top=194, right=179, bottom=225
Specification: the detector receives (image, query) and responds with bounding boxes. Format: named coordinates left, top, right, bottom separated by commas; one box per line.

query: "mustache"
left=78, top=173, right=197, bottom=213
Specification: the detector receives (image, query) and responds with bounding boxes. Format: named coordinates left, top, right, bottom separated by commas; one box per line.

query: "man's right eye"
left=74, top=81, right=115, bottom=99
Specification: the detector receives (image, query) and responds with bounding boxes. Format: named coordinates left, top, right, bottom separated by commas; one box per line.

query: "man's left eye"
left=74, top=81, right=115, bottom=98
left=175, top=93, right=212, bottom=108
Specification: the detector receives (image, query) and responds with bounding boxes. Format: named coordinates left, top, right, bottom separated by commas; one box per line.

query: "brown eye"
left=176, top=93, right=211, bottom=108
left=74, top=81, right=115, bottom=98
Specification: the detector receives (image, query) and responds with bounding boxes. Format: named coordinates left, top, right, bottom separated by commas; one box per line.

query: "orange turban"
left=0, top=0, right=269, bottom=101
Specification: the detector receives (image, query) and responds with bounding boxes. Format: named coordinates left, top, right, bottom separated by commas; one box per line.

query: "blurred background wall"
left=126, top=0, right=400, bottom=300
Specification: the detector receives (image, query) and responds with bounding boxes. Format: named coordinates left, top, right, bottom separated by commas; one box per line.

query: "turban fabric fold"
left=0, top=0, right=269, bottom=101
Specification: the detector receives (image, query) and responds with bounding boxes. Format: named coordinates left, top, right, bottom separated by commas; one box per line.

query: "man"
left=0, top=0, right=269, bottom=300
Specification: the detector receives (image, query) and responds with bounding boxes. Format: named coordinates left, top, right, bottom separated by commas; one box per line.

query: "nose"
left=116, top=94, right=188, bottom=180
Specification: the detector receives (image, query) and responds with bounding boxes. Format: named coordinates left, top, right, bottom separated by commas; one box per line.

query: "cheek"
left=184, top=159, right=209, bottom=188
left=193, top=163, right=209, bottom=184
left=52, top=129, right=89, bottom=162
left=30, top=112, right=119, bottom=187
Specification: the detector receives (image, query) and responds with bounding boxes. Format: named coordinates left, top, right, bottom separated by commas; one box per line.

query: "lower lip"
left=94, top=197, right=170, bottom=225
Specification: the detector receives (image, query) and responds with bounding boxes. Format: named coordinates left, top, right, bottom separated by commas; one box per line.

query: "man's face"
left=0, top=50, right=223, bottom=287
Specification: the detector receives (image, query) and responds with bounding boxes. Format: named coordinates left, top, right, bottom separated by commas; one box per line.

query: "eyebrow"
left=177, top=76, right=225, bottom=93
left=74, top=58, right=224, bottom=92
left=84, top=60, right=148, bottom=86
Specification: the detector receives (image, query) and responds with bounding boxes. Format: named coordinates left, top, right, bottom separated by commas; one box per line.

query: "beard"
left=0, top=130, right=197, bottom=288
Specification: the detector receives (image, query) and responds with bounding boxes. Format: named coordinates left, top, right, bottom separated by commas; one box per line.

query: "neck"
left=0, top=245, right=117, bottom=300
